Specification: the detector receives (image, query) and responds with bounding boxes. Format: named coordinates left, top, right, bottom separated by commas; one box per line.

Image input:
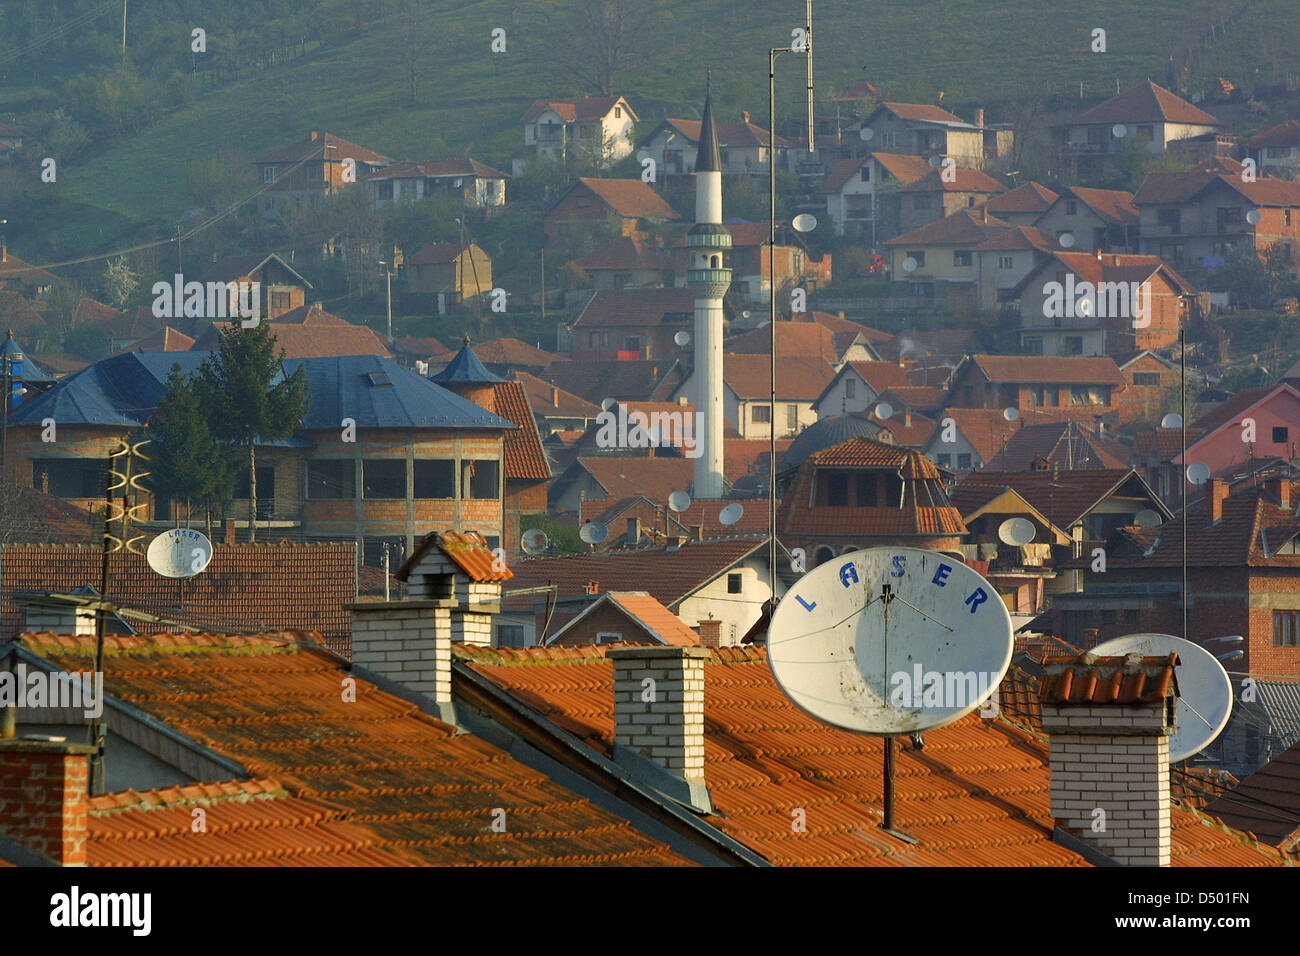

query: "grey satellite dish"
left=521, top=528, right=549, bottom=555
left=927, top=154, right=942, bottom=168
left=997, top=517, right=1036, bottom=546
left=792, top=213, right=818, bottom=233
left=1246, top=209, right=1262, bottom=225
left=1134, top=509, right=1163, bottom=528
left=601, top=397, right=616, bottom=411
left=1003, top=407, right=1019, bottom=422
left=768, top=547, right=1014, bottom=734
left=902, top=257, right=918, bottom=273
left=1160, top=413, right=1183, bottom=429
left=668, top=490, right=692, bottom=513
left=1058, top=231, right=1076, bottom=249
left=1091, top=633, right=1233, bottom=762
left=146, top=528, right=213, bottom=579
left=673, top=330, right=691, bottom=347
left=1187, top=462, right=1211, bottom=485
left=859, top=127, right=875, bottom=141
left=1112, top=124, right=1127, bottom=138
left=579, top=522, right=608, bottom=545
left=718, top=502, right=744, bottom=526
left=874, top=402, right=893, bottom=420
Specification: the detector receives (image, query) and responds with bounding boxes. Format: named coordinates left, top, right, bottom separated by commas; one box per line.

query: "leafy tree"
left=103, top=256, right=139, bottom=310
left=146, top=366, right=234, bottom=532
left=192, top=323, right=310, bottom=541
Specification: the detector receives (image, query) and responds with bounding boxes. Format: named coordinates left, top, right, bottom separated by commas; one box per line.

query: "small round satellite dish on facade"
left=1160, top=412, right=1183, bottom=429
left=1246, top=209, right=1262, bottom=225
left=718, top=502, right=744, bottom=526
left=521, top=528, right=549, bottom=555
left=1134, top=509, right=1163, bottom=529
left=859, top=126, right=875, bottom=142
left=1059, top=231, right=1076, bottom=249
left=792, top=213, right=818, bottom=233
left=601, top=397, right=616, bottom=411
left=146, top=528, right=213, bottom=579
left=1187, top=462, right=1211, bottom=485
left=1003, top=407, right=1019, bottom=422
left=668, top=490, right=692, bottom=513
left=1091, top=633, right=1234, bottom=762
left=902, top=257, right=918, bottom=273
left=927, top=154, right=942, bottom=168
left=768, top=547, right=1014, bottom=734
left=579, top=522, right=608, bottom=545
left=1112, top=123, right=1128, bottom=138
left=674, top=330, right=691, bottom=347
left=997, top=517, right=1036, bottom=546
left=874, top=402, right=893, bottom=420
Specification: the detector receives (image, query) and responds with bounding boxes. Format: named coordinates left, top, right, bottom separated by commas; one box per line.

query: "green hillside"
left=8, top=0, right=1300, bottom=260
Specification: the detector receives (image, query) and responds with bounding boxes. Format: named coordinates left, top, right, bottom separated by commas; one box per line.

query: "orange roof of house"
left=22, top=632, right=688, bottom=867
left=523, top=96, right=633, bottom=124
left=1133, top=160, right=1300, bottom=207
left=1248, top=118, right=1300, bottom=149
left=568, top=179, right=680, bottom=221
left=901, top=167, right=1005, bottom=194
left=1074, top=81, right=1219, bottom=127
left=886, top=208, right=1012, bottom=246
left=407, top=242, right=481, bottom=265
left=492, top=380, right=551, bottom=481
left=971, top=225, right=1059, bottom=253
left=724, top=354, right=835, bottom=401
left=549, top=591, right=701, bottom=646
left=254, top=131, right=392, bottom=165
left=576, top=236, right=665, bottom=271
left=399, top=530, right=514, bottom=582
left=928, top=407, right=1023, bottom=463
left=967, top=354, right=1125, bottom=385
left=1060, top=186, right=1140, bottom=225
left=986, top=181, right=1059, bottom=215
left=110, top=325, right=194, bottom=355
left=513, top=370, right=599, bottom=417
left=725, top=322, right=839, bottom=363
left=872, top=101, right=969, bottom=125
left=572, top=456, right=695, bottom=503
left=456, top=645, right=1287, bottom=866
left=0, top=250, right=57, bottom=286
left=659, top=116, right=791, bottom=149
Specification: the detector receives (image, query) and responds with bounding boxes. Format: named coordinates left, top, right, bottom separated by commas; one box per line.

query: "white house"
left=823, top=151, right=932, bottom=239
left=517, top=96, right=638, bottom=175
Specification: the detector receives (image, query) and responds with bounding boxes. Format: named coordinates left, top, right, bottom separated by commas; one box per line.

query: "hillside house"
left=1174, top=383, right=1300, bottom=482
left=823, top=151, right=933, bottom=239
left=517, top=96, right=638, bottom=174
left=189, top=303, right=393, bottom=359
left=885, top=207, right=1014, bottom=308
left=1034, top=186, right=1140, bottom=254
left=544, top=178, right=681, bottom=247
left=857, top=102, right=1012, bottom=166
left=404, top=242, right=493, bottom=312
left=921, top=407, right=1023, bottom=474
left=637, top=113, right=792, bottom=179
left=366, top=159, right=508, bottom=209
left=971, top=225, right=1061, bottom=312
left=1247, top=119, right=1300, bottom=178
left=0, top=246, right=55, bottom=297
left=983, top=182, right=1059, bottom=227
left=948, top=355, right=1126, bottom=422
left=253, top=131, right=391, bottom=213
left=198, top=253, right=312, bottom=320
left=568, top=288, right=699, bottom=361
left=897, top=167, right=1006, bottom=234
left=672, top=354, right=832, bottom=441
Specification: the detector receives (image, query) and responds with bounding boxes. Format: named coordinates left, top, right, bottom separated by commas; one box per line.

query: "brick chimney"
left=974, top=107, right=986, bottom=127
left=627, top=516, right=640, bottom=546
left=349, top=602, right=453, bottom=711
left=0, top=738, right=94, bottom=866
left=690, top=524, right=703, bottom=541
left=696, top=618, right=723, bottom=648
left=1039, top=652, right=1179, bottom=866
left=608, top=646, right=712, bottom=812
left=1208, top=478, right=1230, bottom=523
left=1267, top=477, right=1291, bottom=509
left=551, top=385, right=559, bottom=406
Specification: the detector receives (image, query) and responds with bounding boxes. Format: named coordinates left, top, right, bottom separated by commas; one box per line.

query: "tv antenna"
left=768, top=547, right=1013, bottom=841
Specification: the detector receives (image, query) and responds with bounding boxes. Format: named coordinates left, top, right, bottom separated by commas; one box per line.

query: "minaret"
left=687, top=83, right=730, bottom=500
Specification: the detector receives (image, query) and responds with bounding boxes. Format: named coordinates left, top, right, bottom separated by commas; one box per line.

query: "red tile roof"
left=0, top=250, right=58, bottom=287
left=1039, top=652, right=1179, bottom=704
left=570, top=179, right=680, bottom=221
left=1134, top=163, right=1300, bottom=208
left=399, top=530, right=513, bottom=582
left=968, top=354, right=1125, bottom=385
left=886, top=208, right=1012, bottom=246
left=725, top=322, right=838, bottom=363
left=392, top=335, right=451, bottom=358
left=24, top=632, right=688, bottom=867
left=873, top=102, right=969, bottom=125
left=550, top=591, right=701, bottom=646
left=1248, top=119, right=1300, bottom=150
left=0, top=487, right=97, bottom=544
left=931, top=408, right=1024, bottom=464
left=1074, top=81, right=1220, bottom=127
left=1203, top=739, right=1300, bottom=848
left=407, top=242, right=477, bottom=265
left=575, top=236, right=665, bottom=271
left=110, top=325, right=194, bottom=355
left=724, top=354, right=835, bottom=401
left=985, top=420, right=1130, bottom=472
left=901, top=168, right=1005, bottom=194
left=457, top=645, right=1287, bottom=866
left=825, top=153, right=933, bottom=194
left=660, top=117, right=791, bottom=149
left=571, top=456, right=695, bottom=503
left=956, top=469, right=1160, bottom=530
left=571, top=288, right=697, bottom=329
left=845, top=360, right=912, bottom=393
left=971, top=225, right=1060, bottom=253
left=365, top=158, right=508, bottom=180
left=512, top=370, right=599, bottom=417
left=985, top=181, right=1059, bottom=215
left=1060, top=186, right=1140, bottom=225
left=524, top=96, right=633, bottom=124
left=540, top=358, right=683, bottom=405
left=1, top=542, right=358, bottom=651
left=254, top=131, right=391, bottom=166
left=492, top=381, right=551, bottom=481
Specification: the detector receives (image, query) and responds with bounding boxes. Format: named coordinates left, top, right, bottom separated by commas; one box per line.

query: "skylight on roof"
left=366, top=371, right=392, bottom=387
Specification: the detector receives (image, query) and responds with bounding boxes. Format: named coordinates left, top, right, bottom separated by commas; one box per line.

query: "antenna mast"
left=805, top=0, right=816, bottom=159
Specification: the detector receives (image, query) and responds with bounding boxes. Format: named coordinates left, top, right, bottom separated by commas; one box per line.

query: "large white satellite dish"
left=1134, top=509, right=1163, bottom=528
left=1091, top=633, right=1233, bottom=762
left=1187, top=462, right=1211, bottom=485
left=997, top=517, right=1036, bottom=546
left=768, top=547, right=1014, bottom=734
left=521, top=528, right=549, bottom=555
left=1160, top=413, right=1183, bottom=429
left=578, top=522, right=608, bottom=545
left=667, top=490, right=691, bottom=513
left=718, top=502, right=744, bottom=526
left=146, top=528, right=213, bottom=579
left=792, top=213, right=818, bottom=233
left=673, top=330, right=691, bottom=347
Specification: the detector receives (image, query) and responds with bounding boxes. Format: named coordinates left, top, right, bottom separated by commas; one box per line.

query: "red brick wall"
left=0, top=746, right=88, bottom=865
left=550, top=602, right=644, bottom=645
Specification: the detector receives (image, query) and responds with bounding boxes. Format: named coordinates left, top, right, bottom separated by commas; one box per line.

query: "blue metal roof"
left=11, top=352, right=516, bottom=433
left=430, top=342, right=504, bottom=384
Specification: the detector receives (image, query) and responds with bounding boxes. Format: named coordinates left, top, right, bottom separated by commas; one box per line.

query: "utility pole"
left=122, top=0, right=128, bottom=54
left=805, top=0, right=816, bottom=161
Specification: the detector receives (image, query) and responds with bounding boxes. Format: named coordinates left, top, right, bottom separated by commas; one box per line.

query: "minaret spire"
left=696, top=78, right=722, bottom=174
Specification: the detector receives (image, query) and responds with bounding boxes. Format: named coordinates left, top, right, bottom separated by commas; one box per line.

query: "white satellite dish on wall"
left=792, top=213, right=818, bottom=233
left=521, top=528, right=549, bottom=555
left=1091, top=633, right=1233, bottom=762
left=674, top=330, right=691, bottom=347
left=874, top=402, right=893, bottom=420
left=1160, top=413, right=1183, bottom=429
left=147, top=528, right=214, bottom=579
left=1187, top=462, right=1211, bottom=485
left=997, top=517, right=1036, bottom=546
left=578, top=522, right=608, bottom=545
left=1003, top=407, right=1019, bottom=422
left=768, top=547, right=1014, bottom=734
left=718, top=502, right=744, bottom=526
left=668, top=490, right=692, bottom=513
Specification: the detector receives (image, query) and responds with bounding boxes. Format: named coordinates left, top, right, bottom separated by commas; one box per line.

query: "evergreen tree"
left=193, top=323, right=310, bottom=541
left=147, top=366, right=234, bottom=532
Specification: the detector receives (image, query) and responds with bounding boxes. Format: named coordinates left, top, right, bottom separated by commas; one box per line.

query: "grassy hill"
left=12, top=0, right=1300, bottom=260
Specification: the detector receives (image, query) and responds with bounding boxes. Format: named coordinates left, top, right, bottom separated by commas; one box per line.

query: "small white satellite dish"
left=718, top=502, right=744, bottom=526
left=874, top=402, right=893, bottom=420
left=1112, top=123, right=1128, bottom=138
left=997, top=517, right=1036, bottom=546
left=1187, top=462, right=1211, bottom=485
left=927, top=154, right=942, bottom=168
left=579, top=522, right=608, bottom=545
left=1160, top=413, right=1183, bottom=429
left=521, top=528, right=549, bottom=555
left=147, top=528, right=213, bottom=579
left=1003, top=407, right=1019, bottom=422
left=1246, top=209, right=1262, bottom=225
left=792, top=213, right=818, bottom=233
left=668, top=490, right=692, bottom=513
left=1134, top=509, right=1163, bottom=528
left=601, top=397, right=616, bottom=411
left=1091, top=633, right=1234, bottom=762
left=768, top=547, right=1014, bottom=734
left=1059, top=231, right=1076, bottom=249
left=902, top=257, right=918, bottom=273
left=859, top=127, right=875, bottom=142
left=674, top=330, right=691, bottom=347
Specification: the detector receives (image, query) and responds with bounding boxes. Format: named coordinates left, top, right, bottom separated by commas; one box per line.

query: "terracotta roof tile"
left=550, top=591, right=700, bottom=646
left=492, top=381, right=551, bottom=480
left=901, top=168, right=1005, bottom=194
left=1074, top=81, right=1219, bottom=127
left=969, top=354, right=1125, bottom=385
left=873, top=102, right=969, bottom=125
left=886, top=208, right=1012, bottom=246
left=724, top=354, right=835, bottom=400
left=1248, top=119, right=1300, bottom=150
left=254, top=131, right=391, bottom=166
left=660, top=116, right=790, bottom=149
left=1060, top=186, right=1140, bottom=225
left=570, top=178, right=680, bottom=221
left=524, top=96, right=632, bottom=124
left=571, top=288, right=697, bottom=329
left=1203, top=740, right=1300, bottom=847
left=985, top=182, right=1059, bottom=215
left=725, top=322, right=838, bottom=363
left=929, top=408, right=1023, bottom=464
left=512, top=370, right=598, bottom=417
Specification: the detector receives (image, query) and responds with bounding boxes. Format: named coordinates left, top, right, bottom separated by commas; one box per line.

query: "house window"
left=623, top=335, right=641, bottom=350
left=363, top=459, right=406, bottom=499
left=880, top=132, right=896, bottom=148
left=1274, top=610, right=1300, bottom=646
left=1157, top=208, right=1181, bottom=232
left=1217, top=207, right=1243, bottom=229
left=845, top=378, right=856, bottom=398
left=935, top=453, right=951, bottom=467
left=912, top=194, right=934, bottom=210
left=614, top=106, right=622, bottom=118
left=1273, top=426, right=1289, bottom=444
left=462, top=459, right=500, bottom=499
left=307, top=460, right=355, bottom=499
left=270, top=292, right=291, bottom=312
left=1133, top=373, right=1160, bottom=386
left=1024, top=336, right=1043, bottom=355
left=906, top=251, right=925, bottom=267
left=596, top=631, right=623, bottom=644
left=363, top=537, right=406, bottom=569
left=31, top=458, right=108, bottom=499
left=787, top=404, right=798, bottom=429
left=413, top=459, right=455, bottom=498
left=752, top=404, right=771, bottom=423
left=814, top=545, right=835, bottom=566
left=1066, top=199, right=1078, bottom=215
left=1285, top=210, right=1293, bottom=227
left=497, top=625, right=527, bottom=648
left=910, top=282, right=934, bottom=297
left=998, top=256, right=1014, bottom=270
left=953, top=250, right=972, bottom=267
left=727, top=572, right=742, bottom=594
left=263, top=166, right=277, bottom=183
left=1063, top=336, right=1084, bottom=355
left=1137, top=125, right=1154, bottom=140
left=588, top=332, right=601, bottom=348
left=376, top=181, right=393, bottom=200
left=957, top=453, right=972, bottom=470
left=826, top=473, right=849, bottom=506
left=860, top=165, right=871, bottom=182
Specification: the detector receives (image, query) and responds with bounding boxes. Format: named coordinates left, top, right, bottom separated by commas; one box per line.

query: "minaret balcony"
left=688, top=268, right=732, bottom=296
left=686, top=232, right=732, bottom=249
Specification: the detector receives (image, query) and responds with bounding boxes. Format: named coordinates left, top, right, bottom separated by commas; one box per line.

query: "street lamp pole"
left=378, top=259, right=394, bottom=343
left=770, top=45, right=793, bottom=631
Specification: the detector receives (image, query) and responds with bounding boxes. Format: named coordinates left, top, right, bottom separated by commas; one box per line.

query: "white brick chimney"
left=349, top=602, right=453, bottom=706
left=1039, top=652, right=1179, bottom=866
left=608, top=646, right=712, bottom=812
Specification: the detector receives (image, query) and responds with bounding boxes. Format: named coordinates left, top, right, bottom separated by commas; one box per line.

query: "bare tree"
left=543, top=0, right=657, bottom=96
